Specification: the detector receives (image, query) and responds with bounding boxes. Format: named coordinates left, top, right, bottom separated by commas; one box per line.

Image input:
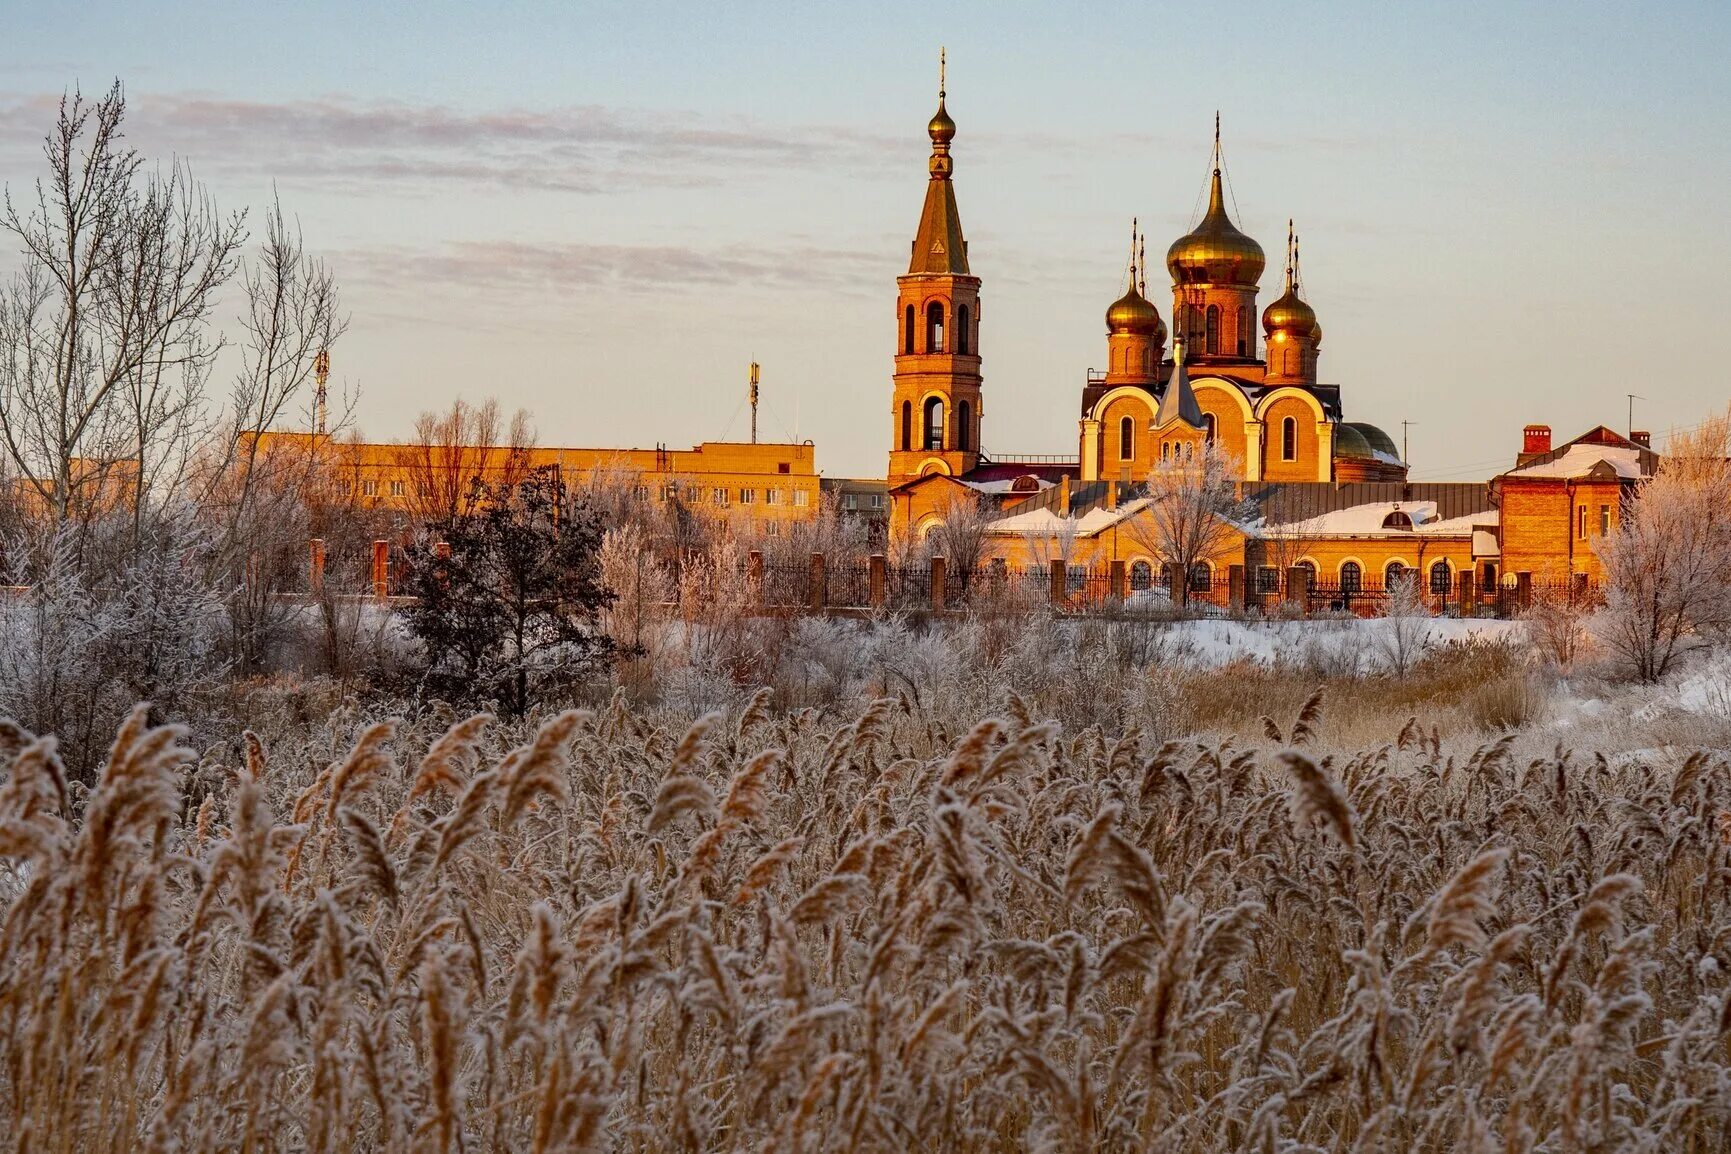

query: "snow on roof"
left=1472, top=529, right=1499, bottom=557
left=1372, top=450, right=1405, bottom=467
left=1507, top=444, right=1645, bottom=480
left=985, top=506, right=1069, bottom=534
left=986, top=497, right=1156, bottom=537
left=1262, top=500, right=1493, bottom=539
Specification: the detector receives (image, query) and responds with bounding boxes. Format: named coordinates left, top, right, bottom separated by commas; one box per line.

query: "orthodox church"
left=888, top=76, right=1407, bottom=538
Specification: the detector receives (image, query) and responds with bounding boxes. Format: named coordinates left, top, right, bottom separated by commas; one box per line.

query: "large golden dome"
left=1167, top=168, right=1265, bottom=287
left=1106, top=285, right=1164, bottom=337
left=1261, top=286, right=1316, bottom=337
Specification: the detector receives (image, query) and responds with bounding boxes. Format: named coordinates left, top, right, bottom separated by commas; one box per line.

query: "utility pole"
left=749, top=361, right=760, bottom=444
left=1401, top=419, right=1417, bottom=464
left=313, top=349, right=330, bottom=436
left=1627, top=393, right=1642, bottom=438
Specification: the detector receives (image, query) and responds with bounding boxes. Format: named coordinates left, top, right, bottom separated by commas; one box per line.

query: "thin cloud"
left=340, top=238, right=895, bottom=297
left=0, top=90, right=907, bottom=195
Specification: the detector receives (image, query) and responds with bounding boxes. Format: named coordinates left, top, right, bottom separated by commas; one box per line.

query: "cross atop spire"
left=940, top=46, right=946, bottom=99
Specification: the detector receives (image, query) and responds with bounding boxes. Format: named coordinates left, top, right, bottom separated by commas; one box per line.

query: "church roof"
left=1153, top=346, right=1204, bottom=429
left=910, top=161, right=969, bottom=274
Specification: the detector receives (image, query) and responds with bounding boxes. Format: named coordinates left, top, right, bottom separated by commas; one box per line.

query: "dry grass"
left=1, top=690, right=1729, bottom=1151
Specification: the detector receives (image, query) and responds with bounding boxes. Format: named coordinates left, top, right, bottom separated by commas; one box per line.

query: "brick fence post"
left=930, top=556, right=947, bottom=613
left=1228, top=563, right=1246, bottom=613
left=1049, top=558, right=1066, bottom=607
left=747, top=550, right=764, bottom=608
left=1109, top=558, right=1127, bottom=601
left=868, top=554, right=886, bottom=609
left=1515, top=571, right=1532, bottom=614
left=309, top=538, right=326, bottom=594
left=371, top=540, right=389, bottom=599
left=808, top=552, right=826, bottom=612
left=1458, top=571, right=1474, bottom=617
left=1286, top=565, right=1310, bottom=615
left=1164, top=562, right=1186, bottom=611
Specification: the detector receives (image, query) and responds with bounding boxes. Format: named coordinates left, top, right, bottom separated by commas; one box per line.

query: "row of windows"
left=1179, top=303, right=1253, bottom=358
left=696, top=486, right=810, bottom=508
left=1112, top=414, right=1303, bottom=463
left=898, top=397, right=974, bottom=453
left=840, top=493, right=886, bottom=511
left=1123, top=558, right=1459, bottom=595
left=903, top=301, right=973, bottom=356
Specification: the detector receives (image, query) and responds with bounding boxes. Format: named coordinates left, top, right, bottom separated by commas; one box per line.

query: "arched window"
left=1202, top=413, right=1216, bottom=443
left=957, top=305, right=970, bottom=355
left=923, top=396, right=945, bottom=450
left=1295, top=560, right=1317, bottom=584
left=1281, top=416, right=1297, bottom=461
left=1340, top=561, right=1362, bottom=593
left=1161, top=441, right=1171, bottom=462
left=957, top=400, right=972, bottom=452
left=1188, top=562, right=1213, bottom=592
left=1205, top=305, right=1220, bottom=355
left=904, top=305, right=915, bottom=355
left=1430, top=560, right=1452, bottom=595
left=1381, top=510, right=1414, bottom=530
left=900, top=400, right=912, bottom=452
left=1120, top=416, right=1135, bottom=460
left=1238, top=307, right=1250, bottom=356
left=1129, top=560, right=1153, bottom=590
left=926, top=302, right=946, bottom=353
left=1384, top=561, right=1407, bottom=588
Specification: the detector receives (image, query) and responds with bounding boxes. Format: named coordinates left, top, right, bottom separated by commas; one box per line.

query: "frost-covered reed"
left=0, top=692, right=1727, bottom=1150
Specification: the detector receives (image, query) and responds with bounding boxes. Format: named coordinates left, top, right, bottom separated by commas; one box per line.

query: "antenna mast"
left=313, top=349, right=330, bottom=436
left=749, top=362, right=760, bottom=444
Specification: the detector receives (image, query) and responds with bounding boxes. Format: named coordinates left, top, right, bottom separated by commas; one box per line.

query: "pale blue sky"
left=3, top=1, right=1729, bottom=477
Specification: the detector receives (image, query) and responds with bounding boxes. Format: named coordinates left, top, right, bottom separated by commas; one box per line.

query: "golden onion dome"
left=1106, top=285, right=1164, bottom=337
left=1167, top=168, right=1265, bottom=287
left=928, top=98, right=956, bottom=145
left=1309, top=319, right=1323, bottom=349
left=1261, top=286, right=1317, bottom=338
left=1333, top=423, right=1374, bottom=461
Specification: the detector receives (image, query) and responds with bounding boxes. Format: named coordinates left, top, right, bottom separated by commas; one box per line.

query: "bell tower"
left=889, top=52, right=983, bottom=487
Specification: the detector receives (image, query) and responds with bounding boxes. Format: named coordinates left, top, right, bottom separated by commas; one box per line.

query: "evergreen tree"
left=403, top=466, right=614, bottom=715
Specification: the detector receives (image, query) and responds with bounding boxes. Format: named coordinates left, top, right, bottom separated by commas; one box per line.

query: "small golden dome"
left=1333, top=423, right=1374, bottom=461
left=1167, top=168, right=1265, bottom=287
left=1261, top=286, right=1317, bottom=338
left=1309, top=320, right=1323, bottom=349
left=1106, top=285, right=1164, bottom=337
left=928, top=99, right=956, bottom=145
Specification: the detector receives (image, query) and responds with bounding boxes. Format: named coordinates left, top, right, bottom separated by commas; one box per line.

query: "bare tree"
left=392, top=398, right=534, bottom=529
left=1123, top=441, right=1255, bottom=608
left=216, top=200, right=346, bottom=547
left=923, top=489, right=994, bottom=579
left=1597, top=409, right=1731, bottom=682
left=0, top=83, right=245, bottom=538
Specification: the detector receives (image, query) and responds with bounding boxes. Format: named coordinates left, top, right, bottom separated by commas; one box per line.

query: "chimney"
left=1631, top=430, right=1651, bottom=448
left=1058, top=475, right=1071, bottom=514
left=1517, top=424, right=1552, bottom=467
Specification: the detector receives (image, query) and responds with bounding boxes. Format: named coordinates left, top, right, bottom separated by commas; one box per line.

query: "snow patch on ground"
left=1143, top=616, right=1521, bottom=670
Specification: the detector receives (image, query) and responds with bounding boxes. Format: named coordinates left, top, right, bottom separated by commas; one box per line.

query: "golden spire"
left=1138, top=228, right=1147, bottom=297
left=910, top=52, right=967, bottom=274
left=1128, top=216, right=1138, bottom=289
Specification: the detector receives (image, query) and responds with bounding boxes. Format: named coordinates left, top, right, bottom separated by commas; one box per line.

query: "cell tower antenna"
left=313, top=349, right=330, bottom=436
left=749, top=361, right=760, bottom=444
left=1627, top=393, right=1642, bottom=438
